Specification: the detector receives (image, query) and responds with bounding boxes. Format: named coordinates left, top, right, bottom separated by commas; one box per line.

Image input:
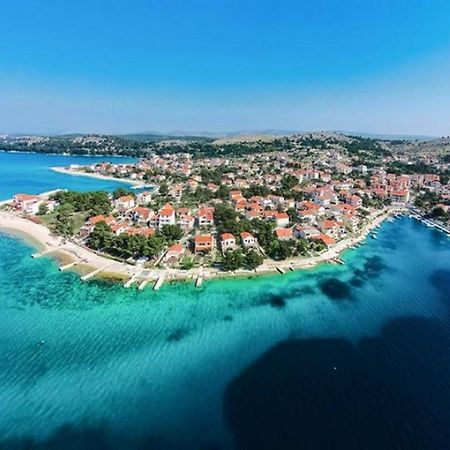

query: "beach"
left=50, top=166, right=146, bottom=188
left=0, top=207, right=397, bottom=287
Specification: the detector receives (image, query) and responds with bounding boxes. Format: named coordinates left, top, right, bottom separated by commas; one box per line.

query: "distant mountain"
left=338, top=131, right=438, bottom=142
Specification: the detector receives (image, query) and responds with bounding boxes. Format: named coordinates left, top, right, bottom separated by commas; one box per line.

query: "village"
left=5, top=134, right=450, bottom=279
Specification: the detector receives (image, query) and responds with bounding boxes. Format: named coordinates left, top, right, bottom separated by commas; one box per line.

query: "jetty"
left=32, top=246, right=63, bottom=258
left=81, top=264, right=111, bottom=281
left=153, top=274, right=166, bottom=291
left=195, top=267, right=204, bottom=287
left=138, top=279, right=150, bottom=290
left=124, top=271, right=143, bottom=288
left=59, top=261, right=78, bottom=271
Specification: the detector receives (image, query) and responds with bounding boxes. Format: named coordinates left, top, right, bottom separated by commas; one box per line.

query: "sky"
left=1, top=0, right=450, bottom=136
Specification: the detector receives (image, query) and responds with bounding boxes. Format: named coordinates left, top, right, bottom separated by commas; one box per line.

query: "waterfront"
left=0, top=153, right=450, bottom=449
left=0, top=216, right=450, bottom=449
left=0, top=152, right=136, bottom=200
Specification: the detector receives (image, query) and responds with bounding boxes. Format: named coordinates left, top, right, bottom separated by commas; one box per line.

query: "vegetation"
left=89, top=222, right=166, bottom=259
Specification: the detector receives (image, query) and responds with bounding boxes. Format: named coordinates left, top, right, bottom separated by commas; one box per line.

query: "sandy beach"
left=0, top=207, right=399, bottom=288
left=50, top=167, right=147, bottom=188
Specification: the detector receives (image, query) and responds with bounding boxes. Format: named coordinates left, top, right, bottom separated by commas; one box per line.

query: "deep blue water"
left=0, top=153, right=450, bottom=450
left=0, top=152, right=136, bottom=200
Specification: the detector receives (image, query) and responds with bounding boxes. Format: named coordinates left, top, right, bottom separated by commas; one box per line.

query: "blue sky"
left=1, top=0, right=450, bottom=135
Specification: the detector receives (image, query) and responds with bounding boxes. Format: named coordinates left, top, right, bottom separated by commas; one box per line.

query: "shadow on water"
left=223, top=316, right=450, bottom=450
left=349, top=255, right=388, bottom=289
left=0, top=423, right=221, bottom=450
left=429, top=269, right=450, bottom=302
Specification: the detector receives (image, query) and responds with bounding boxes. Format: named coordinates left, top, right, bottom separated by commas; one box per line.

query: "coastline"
left=0, top=208, right=398, bottom=289
left=50, top=167, right=146, bottom=187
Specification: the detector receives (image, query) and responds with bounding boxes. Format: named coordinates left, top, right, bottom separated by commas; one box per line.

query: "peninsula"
left=1, top=133, right=449, bottom=288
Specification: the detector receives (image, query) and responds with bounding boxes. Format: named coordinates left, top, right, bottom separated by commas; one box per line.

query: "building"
left=274, top=227, right=293, bottom=241
left=13, top=193, right=41, bottom=214
left=197, top=207, right=214, bottom=227
left=241, top=231, right=258, bottom=249
left=129, top=207, right=153, bottom=224
left=158, top=203, right=176, bottom=228
left=164, top=243, right=184, bottom=263
left=194, top=234, right=214, bottom=253
left=84, top=215, right=115, bottom=233
left=136, top=191, right=152, bottom=205
left=114, top=195, right=135, bottom=211
left=221, top=233, right=236, bottom=252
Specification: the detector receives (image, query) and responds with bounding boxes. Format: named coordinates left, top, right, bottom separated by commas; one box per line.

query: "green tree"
left=160, top=224, right=183, bottom=242
left=158, top=182, right=169, bottom=196
left=244, top=249, right=264, bottom=269
left=267, top=240, right=293, bottom=260
left=37, top=203, right=48, bottom=216
left=89, top=222, right=114, bottom=250
left=222, top=249, right=244, bottom=271
left=113, top=187, right=135, bottom=200
left=54, top=204, right=75, bottom=237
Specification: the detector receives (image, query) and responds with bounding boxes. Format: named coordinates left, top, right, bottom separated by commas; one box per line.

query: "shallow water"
left=1, top=152, right=450, bottom=449
left=0, top=152, right=136, bottom=199
left=0, top=217, right=449, bottom=449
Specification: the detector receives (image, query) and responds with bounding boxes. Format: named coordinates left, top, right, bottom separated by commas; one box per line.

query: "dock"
left=124, top=271, right=143, bottom=288
left=153, top=274, right=166, bottom=291
left=80, top=264, right=111, bottom=281
left=32, top=246, right=63, bottom=258
left=59, top=261, right=78, bottom=271
left=138, top=279, right=150, bottom=290
left=195, top=275, right=203, bottom=287
left=195, top=268, right=204, bottom=287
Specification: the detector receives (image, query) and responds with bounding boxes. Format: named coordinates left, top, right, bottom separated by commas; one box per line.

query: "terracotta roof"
left=312, top=233, right=336, bottom=246
left=221, top=233, right=235, bottom=241
left=275, top=227, right=293, bottom=238
left=195, top=234, right=213, bottom=244
left=118, top=195, right=134, bottom=202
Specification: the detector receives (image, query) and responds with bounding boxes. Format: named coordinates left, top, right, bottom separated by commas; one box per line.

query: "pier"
left=153, top=274, right=166, bottom=291
left=80, top=264, right=112, bottom=281
left=124, top=271, right=142, bottom=288
left=32, top=246, right=63, bottom=258
left=59, top=261, right=78, bottom=271
left=138, top=279, right=150, bottom=290
left=195, top=268, right=204, bottom=287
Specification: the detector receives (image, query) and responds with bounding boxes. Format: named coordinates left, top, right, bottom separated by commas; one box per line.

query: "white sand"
left=0, top=208, right=398, bottom=285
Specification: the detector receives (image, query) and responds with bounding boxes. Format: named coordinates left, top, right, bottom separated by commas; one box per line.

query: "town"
left=4, top=133, right=450, bottom=278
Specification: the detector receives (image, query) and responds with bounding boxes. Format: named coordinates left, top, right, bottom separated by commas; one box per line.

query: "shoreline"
left=0, top=207, right=399, bottom=289
left=50, top=167, right=146, bottom=188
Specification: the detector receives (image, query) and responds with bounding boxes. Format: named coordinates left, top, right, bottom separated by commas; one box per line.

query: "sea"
left=0, top=152, right=450, bottom=450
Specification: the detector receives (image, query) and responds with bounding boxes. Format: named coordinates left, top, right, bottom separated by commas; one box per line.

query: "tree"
left=113, top=187, right=135, bottom=200
left=54, top=204, right=75, bottom=237
left=158, top=182, right=169, bottom=196
left=252, top=219, right=275, bottom=248
left=89, top=222, right=114, bottom=250
left=214, top=203, right=240, bottom=234
left=267, top=240, right=293, bottom=260
left=295, top=238, right=310, bottom=256
left=160, top=224, right=183, bottom=242
left=287, top=207, right=299, bottom=223
left=37, top=203, right=48, bottom=216
left=222, top=249, right=244, bottom=271
left=245, top=249, right=264, bottom=269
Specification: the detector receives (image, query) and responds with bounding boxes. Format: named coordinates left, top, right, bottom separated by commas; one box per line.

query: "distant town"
left=2, top=132, right=450, bottom=283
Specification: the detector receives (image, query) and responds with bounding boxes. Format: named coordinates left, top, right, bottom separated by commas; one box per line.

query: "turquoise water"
left=0, top=153, right=450, bottom=449
left=0, top=152, right=136, bottom=200
left=0, top=216, right=450, bottom=449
